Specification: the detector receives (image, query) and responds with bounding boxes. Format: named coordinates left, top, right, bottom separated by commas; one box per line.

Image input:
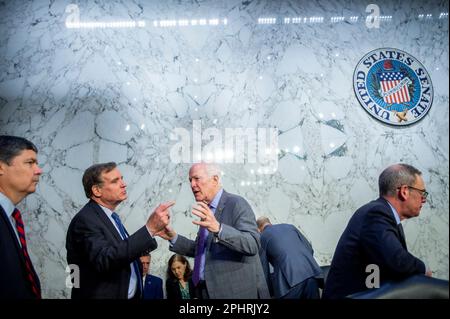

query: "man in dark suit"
left=256, top=217, right=322, bottom=299
left=158, top=163, right=269, bottom=299
left=66, top=162, right=173, bottom=299
left=323, top=163, right=431, bottom=299
left=0, top=135, right=43, bottom=299
left=140, top=253, right=163, bottom=299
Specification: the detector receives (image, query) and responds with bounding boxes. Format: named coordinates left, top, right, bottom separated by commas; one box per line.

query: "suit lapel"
left=0, top=205, right=41, bottom=291
left=205, top=190, right=227, bottom=249
left=377, top=197, right=407, bottom=249
left=0, top=205, right=24, bottom=259
left=89, top=200, right=123, bottom=242
left=214, top=190, right=228, bottom=222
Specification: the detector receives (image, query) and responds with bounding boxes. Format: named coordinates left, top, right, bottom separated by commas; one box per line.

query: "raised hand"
left=192, top=201, right=220, bottom=233
left=154, top=224, right=177, bottom=240
left=146, top=201, right=175, bottom=236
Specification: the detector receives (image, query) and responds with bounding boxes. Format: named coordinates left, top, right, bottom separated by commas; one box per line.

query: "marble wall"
left=0, top=0, right=448, bottom=298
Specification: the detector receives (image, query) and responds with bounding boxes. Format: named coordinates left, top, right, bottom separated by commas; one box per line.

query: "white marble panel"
left=0, top=0, right=448, bottom=298
left=53, top=112, right=95, bottom=150
left=269, top=100, right=302, bottom=131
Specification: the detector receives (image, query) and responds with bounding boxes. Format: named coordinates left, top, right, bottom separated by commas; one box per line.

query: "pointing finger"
left=159, top=201, right=175, bottom=210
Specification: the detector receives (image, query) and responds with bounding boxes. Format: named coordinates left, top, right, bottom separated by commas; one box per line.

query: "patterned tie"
left=111, top=212, right=143, bottom=297
left=12, top=208, right=41, bottom=299
left=192, top=226, right=208, bottom=286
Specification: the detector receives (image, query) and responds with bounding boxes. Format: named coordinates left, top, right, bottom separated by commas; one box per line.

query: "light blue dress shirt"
left=386, top=200, right=401, bottom=225
left=99, top=205, right=139, bottom=299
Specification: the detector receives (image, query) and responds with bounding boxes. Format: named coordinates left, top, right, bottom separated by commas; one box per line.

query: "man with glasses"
left=323, top=163, right=431, bottom=299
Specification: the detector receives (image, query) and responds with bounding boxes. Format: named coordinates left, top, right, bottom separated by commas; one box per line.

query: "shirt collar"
left=386, top=200, right=401, bottom=225
left=98, top=204, right=115, bottom=218
left=209, top=188, right=223, bottom=209
left=0, top=192, right=15, bottom=218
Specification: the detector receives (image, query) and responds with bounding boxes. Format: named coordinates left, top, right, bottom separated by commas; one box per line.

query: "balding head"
left=379, top=163, right=422, bottom=197
left=379, top=163, right=427, bottom=221
left=256, top=216, right=271, bottom=233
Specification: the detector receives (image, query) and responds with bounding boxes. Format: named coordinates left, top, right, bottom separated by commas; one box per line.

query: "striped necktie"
left=111, top=212, right=143, bottom=297
left=12, top=208, right=41, bottom=299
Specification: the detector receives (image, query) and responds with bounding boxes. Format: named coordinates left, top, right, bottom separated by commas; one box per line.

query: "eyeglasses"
left=398, top=185, right=429, bottom=199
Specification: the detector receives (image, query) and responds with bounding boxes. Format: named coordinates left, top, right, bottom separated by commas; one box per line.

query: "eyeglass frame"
left=397, top=185, right=429, bottom=199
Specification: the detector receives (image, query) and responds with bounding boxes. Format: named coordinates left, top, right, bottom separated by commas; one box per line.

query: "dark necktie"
left=111, top=212, right=143, bottom=297
left=192, top=226, right=208, bottom=286
left=398, top=223, right=407, bottom=249
left=12, top=208, right=41, bottom=299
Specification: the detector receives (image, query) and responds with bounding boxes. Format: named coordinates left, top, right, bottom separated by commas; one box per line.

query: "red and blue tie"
left=12, top=208, right=41, bottom=299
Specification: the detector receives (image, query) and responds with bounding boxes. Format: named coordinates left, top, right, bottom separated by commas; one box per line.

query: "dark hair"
left=167, top=254, right=192, bottom=282
left=0, top=135, right=38, bottom=164
left=82, top=162, right=117, bottom=198
left=140, top=250, right=152, bottom=258
left=379, top=163, right=422, bottom=197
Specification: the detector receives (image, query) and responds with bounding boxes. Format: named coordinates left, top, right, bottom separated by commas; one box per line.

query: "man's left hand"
left=192, top=201, right=220, bottom=233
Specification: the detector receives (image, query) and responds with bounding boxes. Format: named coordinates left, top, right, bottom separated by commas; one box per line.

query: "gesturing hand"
left=154, top=225, right=177, bottom=241
left=192, top=201, right=220, bottom=233
left=146, top=201, right=175, bottom=236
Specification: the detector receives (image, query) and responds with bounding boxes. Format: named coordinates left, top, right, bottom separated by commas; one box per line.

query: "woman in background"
left=166, top=254, right=195, bottom=299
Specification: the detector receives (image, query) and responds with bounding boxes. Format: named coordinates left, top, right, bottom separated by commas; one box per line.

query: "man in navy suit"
left=256, top=217, right=322, bottom=299
left=140, top=253, right=163, bottom=299
left=323, top=163, right=432, bottom=299
left=66, top=162, right=173, bottom=299
left=0, top=135, right=43, bottom=299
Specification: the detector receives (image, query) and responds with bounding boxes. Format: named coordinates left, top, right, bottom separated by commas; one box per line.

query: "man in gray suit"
left=158, top=163, right=269, bottom=299
left=256, top=217, right=322, bottom=299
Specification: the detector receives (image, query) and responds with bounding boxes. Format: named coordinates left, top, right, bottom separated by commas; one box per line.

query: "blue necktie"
left=111, top=212, right=143, bottom=297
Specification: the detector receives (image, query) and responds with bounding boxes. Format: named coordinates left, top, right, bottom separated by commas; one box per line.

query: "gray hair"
left=379, top=163, right=422, bottom=197
left=204, top=163, right=222, bottom=179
